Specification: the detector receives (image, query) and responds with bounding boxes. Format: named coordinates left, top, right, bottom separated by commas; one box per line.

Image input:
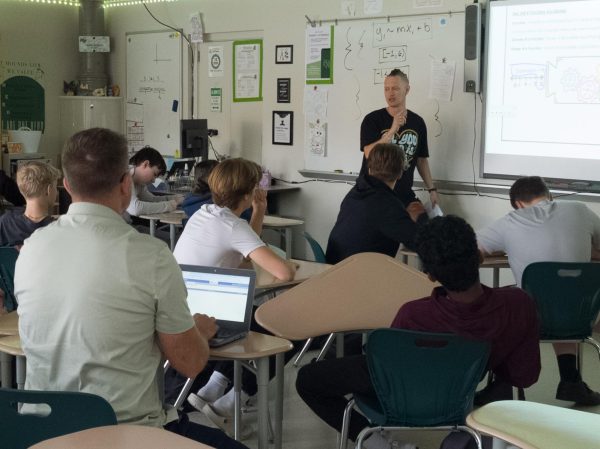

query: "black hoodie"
left=325, top=174, right=428, bottom=264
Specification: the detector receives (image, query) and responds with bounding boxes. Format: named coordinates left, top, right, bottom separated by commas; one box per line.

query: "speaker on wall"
left=464, top=3, right=482, bottom=93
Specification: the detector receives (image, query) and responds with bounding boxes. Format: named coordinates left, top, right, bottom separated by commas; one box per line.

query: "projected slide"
left=484, top=0, right=600, bottom=182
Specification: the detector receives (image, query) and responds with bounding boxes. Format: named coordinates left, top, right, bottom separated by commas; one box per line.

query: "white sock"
left=211, top=388, right=250, bottom=417
left=197, top=371, right=229, bottom=403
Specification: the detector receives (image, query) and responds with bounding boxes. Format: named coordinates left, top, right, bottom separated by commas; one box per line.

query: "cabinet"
left=59, top=97, right=123, bottom=148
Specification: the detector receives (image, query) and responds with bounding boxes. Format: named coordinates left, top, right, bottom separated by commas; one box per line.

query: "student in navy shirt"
left=0, top=161, right=59, bottom=248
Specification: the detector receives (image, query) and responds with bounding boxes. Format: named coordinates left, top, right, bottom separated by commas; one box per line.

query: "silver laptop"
left=180, top=265, right=256, bottom=348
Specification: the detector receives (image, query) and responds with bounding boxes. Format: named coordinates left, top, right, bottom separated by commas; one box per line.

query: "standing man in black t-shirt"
left=360, top=69, right=438, bottom=207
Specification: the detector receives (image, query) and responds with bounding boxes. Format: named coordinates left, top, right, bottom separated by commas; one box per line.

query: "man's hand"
left=194, top=314, right=218, bottom=340
left=389, top=110, right=407, bottom=135
left=174, top=194, right=185, bottom=206
left=252, top=188, right=268, bottom=214
left=429, top=190, right=439, bottom=207
left=406, top=201, right=426, bottom=222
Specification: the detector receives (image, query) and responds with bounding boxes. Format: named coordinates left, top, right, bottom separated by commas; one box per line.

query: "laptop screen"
left=180, top=266, right=254, bottom=323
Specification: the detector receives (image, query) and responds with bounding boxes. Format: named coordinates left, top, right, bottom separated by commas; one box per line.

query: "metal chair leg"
left=339, top=398, right=355, bottom=449
left=355, top=426, right=379, bottom=449
left=316, top=333, right=336, bottom=362
left=293, top=338, right=314, bottom=367
left=584, top=336, right=600, bottom=363
left=458, top=426, right=483, bottom=449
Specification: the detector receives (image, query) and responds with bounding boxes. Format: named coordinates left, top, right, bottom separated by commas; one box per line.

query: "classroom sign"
left=1, top=76, right=45, bottom=132
left=305, top=26, right=334, bottom=84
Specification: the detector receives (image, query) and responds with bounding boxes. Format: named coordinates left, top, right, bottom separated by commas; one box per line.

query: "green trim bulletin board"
left=232, top=39, right=263, bottom=102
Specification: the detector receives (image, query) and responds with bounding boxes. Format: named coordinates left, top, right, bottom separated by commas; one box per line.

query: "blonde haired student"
left=173, top=157, right=295, bottom=434
left=0, top=161, right=60, bottom=247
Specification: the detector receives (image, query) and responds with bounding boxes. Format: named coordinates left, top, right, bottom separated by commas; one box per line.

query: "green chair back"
left=361, top=329, right=489, bottom=427
left=521, top=262, right=600, bottom=340
left=303, top=232, right=326, bottom=263
left=0, top=247, right=19, bottom=312
left=0, top=388, right=117, bottom=449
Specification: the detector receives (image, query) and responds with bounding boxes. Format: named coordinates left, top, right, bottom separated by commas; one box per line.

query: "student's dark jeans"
left=295, top=354, right=377, bottom=441
left=164, top=412, right=249, bottom=449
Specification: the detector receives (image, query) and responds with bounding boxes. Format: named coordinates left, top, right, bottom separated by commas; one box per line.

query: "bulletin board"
left=126, top=30, right=182, bottom=155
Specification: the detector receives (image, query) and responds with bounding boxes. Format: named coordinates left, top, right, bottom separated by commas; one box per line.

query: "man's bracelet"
left=427, top=187, right=437, bottom=192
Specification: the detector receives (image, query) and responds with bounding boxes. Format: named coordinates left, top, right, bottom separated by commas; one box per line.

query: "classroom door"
left=197, top=41, right=262, bottom=164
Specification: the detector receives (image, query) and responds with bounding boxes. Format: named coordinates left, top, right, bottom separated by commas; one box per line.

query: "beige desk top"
left=139, top=210, right=186, bottom=225
left=29, top=424, right=216, bottom=449
left=263, top=215, right=304, bottom=227
left=254, top=259, right=331, bottom=290
left=467, top=400, right=600, bottom=449
left=255, top=252, right=437, bottom=340
left=399, top=248, right=509, bottom=269
left=210, top=331, right=293, bottom=359
left=0, top=311, right=18, bottom=336
left=0, top=334, right=23, bottom=356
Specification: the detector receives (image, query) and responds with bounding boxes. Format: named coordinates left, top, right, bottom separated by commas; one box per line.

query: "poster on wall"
left=0, top=60, right=46, bottom=135
left=208, top=46, right=224, bottom=77
left=305, top=26, right=334, bottom=84
left=272, top=111, right=293, bottom=145
left=233, top=39, right=263, bottom=102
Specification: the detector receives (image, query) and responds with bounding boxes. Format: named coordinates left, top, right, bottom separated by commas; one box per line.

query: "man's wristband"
left=427, top=187, right=437, bottom=192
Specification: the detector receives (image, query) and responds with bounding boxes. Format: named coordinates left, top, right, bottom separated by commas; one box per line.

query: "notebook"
left=180, top=265, right=256, bottom=348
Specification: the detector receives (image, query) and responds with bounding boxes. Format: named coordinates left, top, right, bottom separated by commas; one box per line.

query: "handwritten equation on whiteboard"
left=135, top=75, right=166, bottom=100
left=373, top=18, right=432, bottom=46
left=378, top=46, right=407, bottom=64
left=373, top=66, right=410, bottom=84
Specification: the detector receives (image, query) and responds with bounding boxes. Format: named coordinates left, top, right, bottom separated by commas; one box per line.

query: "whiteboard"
left=305, top=13, right=478, bottom=184
left=126, top=30, right=182, bottom=155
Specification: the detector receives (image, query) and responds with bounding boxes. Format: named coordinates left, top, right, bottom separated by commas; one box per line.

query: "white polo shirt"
left=16, top=202, right=194, bottom=427
left=174, top=204, right=265, bottom=268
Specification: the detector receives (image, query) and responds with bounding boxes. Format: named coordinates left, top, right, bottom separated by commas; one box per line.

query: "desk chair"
left=0, top=388, right=117, bottom=449
left=521, top=262, right=600, bottom=375
left=0, top=246, right=19, bottom=312
left=340, top=329, right=489, bottom=449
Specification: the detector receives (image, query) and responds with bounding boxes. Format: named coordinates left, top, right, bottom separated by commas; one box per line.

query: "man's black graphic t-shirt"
left=360, top=108, right=429, bottom=205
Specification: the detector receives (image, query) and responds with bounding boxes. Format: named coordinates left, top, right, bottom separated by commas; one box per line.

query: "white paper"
left=364, top=0, right=383, bottom=15
left=234, top=43, right=261, bottom=99
left=125, top=102, right=143, bottom=123
left=273, top=112, right=292, bottom=144
left=341, top=0, right=356, bottom=16
left=306, top=117, right=328, bottom=157
left=428, top=60, right=456, bottom=102
left=424, top=202, right=444, bottom=218
left=236, top=73, right=259, bottom=98
left=236, top=44, right=260, bottom=71
left=190, top=13, right=204, bottom=43
left=208, top=46, right=224, bottom=77
left=303, top=85, right=329, bottom=118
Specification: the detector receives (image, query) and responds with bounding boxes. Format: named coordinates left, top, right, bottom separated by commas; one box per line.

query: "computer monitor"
left=180, top=119, right=208, bottom=160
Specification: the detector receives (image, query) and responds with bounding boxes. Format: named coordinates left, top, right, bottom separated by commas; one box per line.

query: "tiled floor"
left=190, top=336, right=600, bottom=449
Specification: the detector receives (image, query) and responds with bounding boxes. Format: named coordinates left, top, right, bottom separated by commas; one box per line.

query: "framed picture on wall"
left=272, top=111, right=294, bottom=145
left=275, top=45, right=293, bottom=64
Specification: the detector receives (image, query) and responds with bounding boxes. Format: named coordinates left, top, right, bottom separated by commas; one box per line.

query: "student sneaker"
left=187, top=392, right=209, bottom=412
left=556, top=380, right=600, bottom=405
left=201, top=403, right=254, bottom=439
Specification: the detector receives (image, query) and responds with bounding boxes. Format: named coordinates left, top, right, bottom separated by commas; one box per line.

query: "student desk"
left=139, top=210, right=186, bottom=250
left=29, top=424, right=216, bottom=449
left=0, top=311, right=19, bottom=388
left=255, top=252, right=436, bottom=340
left=210, top=332, right=293, bottom=449
left=399, top=248, right=510, bottom=288
left=467, top=400, right=600, bottom=449
left=254, top=258, right=331, bottom=293
left=262, top=215, right=304, bottom=259
left=0, top=334, right=25, bottom=389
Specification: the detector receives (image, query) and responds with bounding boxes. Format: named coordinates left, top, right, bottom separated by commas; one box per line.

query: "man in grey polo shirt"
left=15, top=128, right=248, bottom=449
left=477, top=176, right=600, bottom=406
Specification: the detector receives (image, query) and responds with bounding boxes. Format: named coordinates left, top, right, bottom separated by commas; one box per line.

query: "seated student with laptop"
left=126, top=146, right=184, bottom=220
left=296, top=216, right=541, bottom=449
left=0, top=161, right=59, bottom=247
left=325, top=143, right=428, bottom=265
left=173, top=158, right=296, bottom=435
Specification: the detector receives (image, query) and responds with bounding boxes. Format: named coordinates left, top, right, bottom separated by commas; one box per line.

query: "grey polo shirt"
left=477, top=200, right=600, bottom=286
left=16, top=202, right=194, bottom=426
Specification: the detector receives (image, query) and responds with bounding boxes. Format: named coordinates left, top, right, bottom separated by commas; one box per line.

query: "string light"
left=103, top=0, right=179, bottom=7
left=15, top=0, right=80, bottom=6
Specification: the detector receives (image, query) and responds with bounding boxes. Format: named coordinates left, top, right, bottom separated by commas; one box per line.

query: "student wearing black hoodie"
left=325, top=143, right=428, bottom=265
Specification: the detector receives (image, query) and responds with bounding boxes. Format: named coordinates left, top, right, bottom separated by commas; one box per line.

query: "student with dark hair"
left=181, top=160, right=219, bottom=218
left=360, top=69, right=438, bottom=207
left=478, top=175, right=600, bottom=405
left=15, top=128, right=248, bottom=449
left=297, top=215, right=540, bottom=449
left=126, top=146, right=184, bottom=218
left=325, top=143, right=427, bottom=265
